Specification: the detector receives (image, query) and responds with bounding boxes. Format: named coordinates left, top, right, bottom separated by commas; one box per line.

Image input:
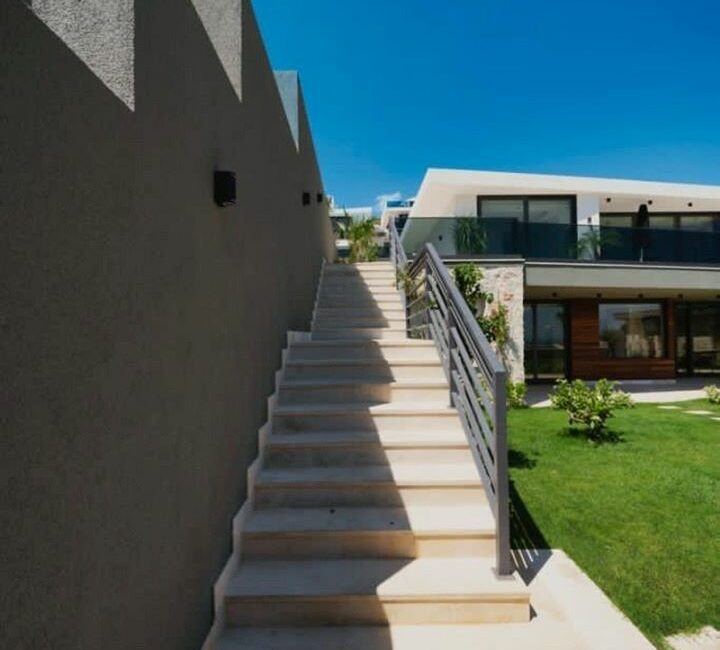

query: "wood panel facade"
left=568, top=299, right=676, bottom=380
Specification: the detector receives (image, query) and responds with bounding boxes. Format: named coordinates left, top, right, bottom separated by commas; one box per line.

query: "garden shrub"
left=705, top=385, right=720, bottom=405
left=507, top=381, right=528, bottom=409
left=550, top=378, right=633, bottom=442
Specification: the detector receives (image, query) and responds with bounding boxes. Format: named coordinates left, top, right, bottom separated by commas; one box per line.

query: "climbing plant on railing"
left=451, top=263, right=509, bottom=351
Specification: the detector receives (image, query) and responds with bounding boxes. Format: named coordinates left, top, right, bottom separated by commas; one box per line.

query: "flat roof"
left=412, top=168, right=720, bottom=216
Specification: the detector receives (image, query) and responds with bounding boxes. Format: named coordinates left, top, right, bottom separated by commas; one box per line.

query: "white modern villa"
left=397, top=169, right=720, bottom=382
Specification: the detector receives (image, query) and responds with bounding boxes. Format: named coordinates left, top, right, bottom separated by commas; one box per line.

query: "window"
left=524, top=303, right=567, bottom=380
left=480, top=199, right=524, bottom=220
left=599, top=303, right=665, bottom=359
left=679, top=215, right=716, bottom=231
left=478, top=196, right=576, bottom=259
left=527, top=198, right=573, bottom=225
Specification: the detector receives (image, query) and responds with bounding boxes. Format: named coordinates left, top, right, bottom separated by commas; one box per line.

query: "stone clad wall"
left=478, top=264, right=526, bottom=383
left=0, top=2, right=334, bottom=650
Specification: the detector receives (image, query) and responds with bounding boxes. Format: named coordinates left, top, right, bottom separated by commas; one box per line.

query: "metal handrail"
left=389, top=218, right=512, bottom=575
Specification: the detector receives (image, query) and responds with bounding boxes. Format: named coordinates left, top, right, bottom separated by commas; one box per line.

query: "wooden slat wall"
left=569, top=299, right=676, bottom=380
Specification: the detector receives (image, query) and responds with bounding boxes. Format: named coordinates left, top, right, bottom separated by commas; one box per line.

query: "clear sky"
left=253, top=0, right=720, bottom=209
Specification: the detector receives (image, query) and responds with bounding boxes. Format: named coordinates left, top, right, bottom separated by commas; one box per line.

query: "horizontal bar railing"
left=390, top=218, right=512, bottom=575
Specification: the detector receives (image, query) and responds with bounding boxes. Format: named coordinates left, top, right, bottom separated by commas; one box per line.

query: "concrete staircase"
left=214, top=261, right=530, bottom=648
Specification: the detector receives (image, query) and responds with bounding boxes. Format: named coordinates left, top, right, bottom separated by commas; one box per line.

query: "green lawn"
left=509, top=399, right=720, bottom=649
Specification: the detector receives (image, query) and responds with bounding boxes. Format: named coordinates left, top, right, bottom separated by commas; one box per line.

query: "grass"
left=509, top=398, right=720, bottom=649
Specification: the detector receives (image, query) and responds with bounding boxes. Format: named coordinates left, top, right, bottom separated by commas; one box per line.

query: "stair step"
left=278, top=379, right=449, bottom=406
left=317, top=297, right=404, bottom=308
left=264, top=429, right=471, bottom=467
left=288, top=339, right=439, bottom=363
left=312, top=327, right=407, bottom=341
left=217, top=624, right=576, bottom=650
left=314, top=307, right=406, bottom=318
left=284, top=358, right=445, bottom=381
left=253, top=462, right=485, bottom=507
left=326, top=263, right=394, bottom=271
left=224, top=558, right=529, bottom=625
left=273, top=403, right=463, bottom=435
left=243, top=505, right=495, bottom=558
left=313, top=319, right=407, bottom=330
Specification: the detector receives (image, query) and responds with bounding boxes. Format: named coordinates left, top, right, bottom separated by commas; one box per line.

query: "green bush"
left=550, top=379, right=633, bottom=442
left=705, top=385, right=720, bottom=405
left=452, top=263, right=486, bottom=307
left=347, top=218, right=378, bottom=263
left=507, top=381, right=528, bottom=409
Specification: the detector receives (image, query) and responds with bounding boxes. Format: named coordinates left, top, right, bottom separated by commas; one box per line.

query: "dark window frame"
left=675, top=301, right=720, bottom=377
left=599, top=212, right=720, bottom=232
left=478, top=195, right=578, bottom=225
left=598, top=300, right=670, bottom=360
left=524, top=300, right=570, bottom=382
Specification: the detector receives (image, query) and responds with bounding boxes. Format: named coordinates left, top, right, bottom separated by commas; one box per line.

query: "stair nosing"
left=285, top=359, right=442, bottom=367
left=280, top=379, right=448, bottom=389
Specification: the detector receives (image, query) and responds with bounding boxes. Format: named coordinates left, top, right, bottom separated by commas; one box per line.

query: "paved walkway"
left=528, top=378, right=712, bottom=408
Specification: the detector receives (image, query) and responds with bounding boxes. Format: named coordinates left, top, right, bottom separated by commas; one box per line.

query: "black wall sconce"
left=302, top=192, right=311, bottom=206
left=214, top=171, right=236, bottom=207
left=317, top=193, right=324, bottom=204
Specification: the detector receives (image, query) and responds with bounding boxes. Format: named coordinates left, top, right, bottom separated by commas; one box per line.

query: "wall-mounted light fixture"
left=688, top=202, right=694, bottom=208
left=606, top=198, right=612, bottom=203
left=317, top=193, right=324, bottom=204
left=302, top=192, right=311, bottom=206
left=214, top=171, right=236, bottom=207
left=648, top=200, right=654, bottom=206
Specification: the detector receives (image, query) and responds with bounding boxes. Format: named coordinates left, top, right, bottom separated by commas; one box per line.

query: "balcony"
left=400, top=217, right=720, bottom=265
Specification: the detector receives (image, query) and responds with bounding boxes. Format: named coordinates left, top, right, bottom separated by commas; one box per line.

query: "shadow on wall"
left=0, top=1, right=333, bottom=650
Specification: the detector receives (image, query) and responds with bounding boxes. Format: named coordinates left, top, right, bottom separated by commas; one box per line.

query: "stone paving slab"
left=666, top=626, right=720, bottom=650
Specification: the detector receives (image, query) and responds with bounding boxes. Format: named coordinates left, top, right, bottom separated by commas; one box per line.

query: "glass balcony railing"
left=399, top=217, right=720, bottom=265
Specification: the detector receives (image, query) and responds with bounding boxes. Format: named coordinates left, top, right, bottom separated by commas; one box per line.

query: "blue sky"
left=254, top=0, right=720, bottom=209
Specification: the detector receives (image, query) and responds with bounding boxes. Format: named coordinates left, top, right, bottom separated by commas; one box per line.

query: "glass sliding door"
left=527, top=198, right=574, bottom=259
left=479, top=199, right=524, bottom=255
left=676, top=303, right=690, bottom=375
left=478, top=196, right=576, bottom=258
left=675, top=303, right=720, bottom=376
left=525, top=303, right=568, bottom=381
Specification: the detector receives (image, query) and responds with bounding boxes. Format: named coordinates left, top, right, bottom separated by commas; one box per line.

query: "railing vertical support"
left=494, top=371, right=512, bottom=575
left=446, top=308, right=456, bottom=405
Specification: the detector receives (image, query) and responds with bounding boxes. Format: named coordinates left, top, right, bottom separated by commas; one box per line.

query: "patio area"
left=527, top=377, right=713, bottom=408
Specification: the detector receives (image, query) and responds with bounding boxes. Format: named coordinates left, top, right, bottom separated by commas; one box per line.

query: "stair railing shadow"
left=509, top=479, right=552, bottom=587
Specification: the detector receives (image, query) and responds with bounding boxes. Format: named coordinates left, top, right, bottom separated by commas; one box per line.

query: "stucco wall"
left=0, top=2, right=334, bottom=650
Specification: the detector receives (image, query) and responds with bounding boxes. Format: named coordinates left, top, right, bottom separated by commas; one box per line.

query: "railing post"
left=494, top=370, right=512, bottom=575
left=390, top=218, right=397, bottom=272
left=446, top=307, right=456, bottom=404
